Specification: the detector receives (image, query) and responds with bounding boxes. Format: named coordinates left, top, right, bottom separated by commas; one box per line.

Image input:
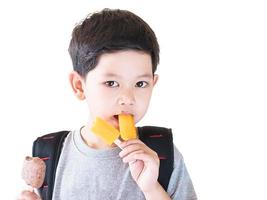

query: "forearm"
left=143, top=182, right=171, bottom=200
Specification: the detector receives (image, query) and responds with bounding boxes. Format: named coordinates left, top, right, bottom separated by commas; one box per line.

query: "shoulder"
left=32, top=130, right=74, bottom=156
left=173, top=144, right=184, bottom=163
left=34, top=130, right=71, bottom=142
left=167, top=144, right=198, bottom=199
left=171, top=144, right=188, bottom=173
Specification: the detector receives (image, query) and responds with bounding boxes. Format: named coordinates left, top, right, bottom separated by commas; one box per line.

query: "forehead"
left=92, top=50, right=153, bottom=77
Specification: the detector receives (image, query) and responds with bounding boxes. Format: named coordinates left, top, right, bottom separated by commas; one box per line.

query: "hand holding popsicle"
left=91, top=114, right=160, bottom=193
left=119, top=139, right=160, bottom=193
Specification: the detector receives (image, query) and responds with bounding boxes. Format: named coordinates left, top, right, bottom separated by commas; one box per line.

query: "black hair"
left=68, top=8, right=160, bottom=78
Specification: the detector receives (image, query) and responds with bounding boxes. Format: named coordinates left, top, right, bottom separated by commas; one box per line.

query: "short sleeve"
left=167, top=145, right=198, bottom=200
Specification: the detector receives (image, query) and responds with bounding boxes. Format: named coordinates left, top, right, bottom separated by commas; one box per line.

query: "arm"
left=119, top=140, right=198, bottom=200
left=143, top=182, right=171, bottom=200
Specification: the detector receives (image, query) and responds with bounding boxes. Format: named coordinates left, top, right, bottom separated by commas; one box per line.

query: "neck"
left=80, top=124, right=117, bottom=149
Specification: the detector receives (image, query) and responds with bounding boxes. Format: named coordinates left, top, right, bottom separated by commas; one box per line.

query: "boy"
left=19, top=8, right=197, bottom=200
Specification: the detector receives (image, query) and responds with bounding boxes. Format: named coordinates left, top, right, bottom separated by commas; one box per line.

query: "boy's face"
left=70, top=50, right=158, bottom=129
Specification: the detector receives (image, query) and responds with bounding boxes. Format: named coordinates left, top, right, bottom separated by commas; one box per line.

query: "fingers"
left=119, top=139, right=159, bottom=164
left=17, top=190, right=41, bottom=200
left=121, top=149, right=159, bottom=164
left=120, top=139, right=157, bottom=156
left=119, top=139, right=145, bottom=149
left=120, top=150, right=144, bottom=163
left=119, top=142, right=146, bottom=158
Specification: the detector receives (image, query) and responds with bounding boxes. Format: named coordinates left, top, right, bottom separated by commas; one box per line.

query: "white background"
left=0, top=0, right=266, bottom=199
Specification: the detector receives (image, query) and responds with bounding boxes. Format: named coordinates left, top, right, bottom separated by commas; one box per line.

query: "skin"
left=19, top=50, right=171, bottom=200
left=17, top=190, right=41, bottom=200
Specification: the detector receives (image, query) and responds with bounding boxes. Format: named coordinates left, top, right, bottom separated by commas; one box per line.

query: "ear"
left=153, top=74, right=159, bottom=86
left=69, top=71, right=86, bottom=100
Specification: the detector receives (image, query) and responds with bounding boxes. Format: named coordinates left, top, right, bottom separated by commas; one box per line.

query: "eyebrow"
left=102, top=73, right=153, bottom=79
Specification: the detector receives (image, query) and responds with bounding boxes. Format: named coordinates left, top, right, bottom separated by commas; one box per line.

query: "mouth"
left=110, top=115, right=119, bottom=129
left=113, top=115, right=119, bottom=121
left=112, top=113, right=134, bottom=123
left=113, top=113, right=134, bottom=119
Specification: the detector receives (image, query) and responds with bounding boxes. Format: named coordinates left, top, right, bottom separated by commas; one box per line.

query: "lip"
left=116, top=111, right=134, bottom=116
left=108, top=116, right=119, bottom=129
left=120, top=112, right=133, bottom=115
left=113, top=113, right=134, bottom=121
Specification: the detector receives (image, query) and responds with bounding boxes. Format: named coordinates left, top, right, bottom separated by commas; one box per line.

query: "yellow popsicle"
left=91, top=117, right=120, bottom=145
left=119, top=114, right=137, bottom=140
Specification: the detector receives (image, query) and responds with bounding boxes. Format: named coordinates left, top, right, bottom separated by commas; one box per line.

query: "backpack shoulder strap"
left=138, top=126, right=174, bottom=191
left=32, top=130, right=70, bottom=200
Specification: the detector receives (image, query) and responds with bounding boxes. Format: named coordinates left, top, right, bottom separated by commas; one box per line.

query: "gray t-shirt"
left=52, top=128, right=197, bottom=200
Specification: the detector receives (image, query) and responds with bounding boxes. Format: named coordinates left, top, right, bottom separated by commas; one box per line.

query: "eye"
left=135, top=81, right=149, bottom=88
left=104, top=81, right=119, bottom=88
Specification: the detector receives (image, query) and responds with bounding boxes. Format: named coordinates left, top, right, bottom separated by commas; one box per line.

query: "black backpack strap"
left=32, top=130, right=69, bottom=200
left=138, top=126, right=174, bottom=191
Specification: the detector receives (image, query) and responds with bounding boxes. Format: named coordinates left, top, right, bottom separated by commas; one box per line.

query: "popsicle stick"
left=114, top=138, right=123, bottom=149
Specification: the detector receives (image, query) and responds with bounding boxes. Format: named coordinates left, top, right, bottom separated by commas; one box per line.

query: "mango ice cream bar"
left=21, top=156, right=46, bottom=188
left=91, top=117, right=121, bottom=145
left=119, top=114, right=137, bottom=140
left=91, top=114, right=137, bottom=146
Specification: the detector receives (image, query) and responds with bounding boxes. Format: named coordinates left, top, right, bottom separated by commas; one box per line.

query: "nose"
left=117, top=90, right=135, bottom=106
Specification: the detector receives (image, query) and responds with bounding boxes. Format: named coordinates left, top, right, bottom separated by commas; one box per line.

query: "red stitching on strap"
left=159, top=156, right=167, bottom=160
left=149, top=134, right=163, bottom=138
left=40, top=157, right=50, bottom=161
left=42, top=136, right=55, bottom=139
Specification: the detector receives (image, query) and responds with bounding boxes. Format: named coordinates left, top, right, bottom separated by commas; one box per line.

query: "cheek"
left=86, top=88, right=117, bottom=110
left=137, top=88, right=153, bottom=102
left=135, top=90, right=153, bottom=112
